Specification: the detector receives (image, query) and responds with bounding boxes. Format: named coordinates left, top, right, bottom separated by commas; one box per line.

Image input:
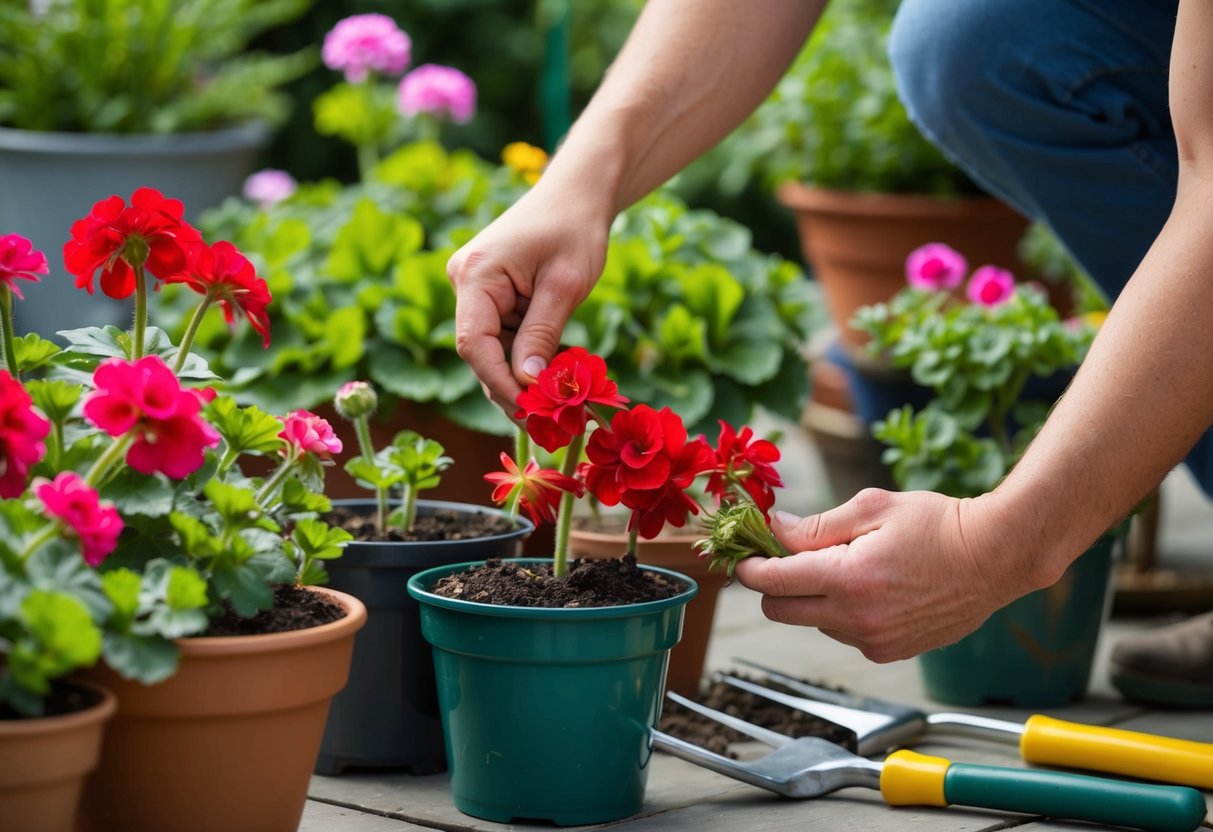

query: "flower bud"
left=335, top=380, right=378, bottom=420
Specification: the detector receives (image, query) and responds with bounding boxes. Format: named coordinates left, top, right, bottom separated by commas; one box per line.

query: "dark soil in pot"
left=0, top=679, right=102, bottom=720
left=431, top=556, right=681, bottom=607
left=203, top=584, right=345, bottom=636
left=327, top=505, right=515, bottom=542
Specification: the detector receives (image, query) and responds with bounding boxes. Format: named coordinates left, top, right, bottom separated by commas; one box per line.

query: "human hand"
left=447, top=183, right=610, bottom=414
left=732, top=488, right=1039, bottom=662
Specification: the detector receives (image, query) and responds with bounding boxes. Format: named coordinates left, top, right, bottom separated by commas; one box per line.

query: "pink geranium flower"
left=0, top=370, right=50, bottom=498
left=966, top=265, right=1017, bottom=307
left=0, top=234, right=48, bottom=300
left=83, top=356, right=220, bottom=479
left=242, top=169, right=297, bottom=209
left=280, top=410, right=343, bottom=459
left=36, top=472, right=123, bottom=567
left=323, top=13, right=411, bottom=83
left=905, top=242, right=968, bottom=291
left=397, top=64, right=477, bottom=124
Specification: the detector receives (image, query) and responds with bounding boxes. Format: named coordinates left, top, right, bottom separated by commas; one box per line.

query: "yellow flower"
left=502, top=142, right=548, bottom=185
left=1082, top=310, right=1108, bottom=329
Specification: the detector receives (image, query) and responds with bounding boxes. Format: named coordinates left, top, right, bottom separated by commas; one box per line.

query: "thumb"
left=511, top=269, right=586, bottom=386
left=773, top=489, right=893, bottom=552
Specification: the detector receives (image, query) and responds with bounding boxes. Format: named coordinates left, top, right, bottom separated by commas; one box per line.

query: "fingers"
left=732, top=545, right=849, bottom=597
left=771, top=488, right=894, bottom=552
left=449, top=254, right=525, bottom=413
left=510, top=266, right=587, bottom=388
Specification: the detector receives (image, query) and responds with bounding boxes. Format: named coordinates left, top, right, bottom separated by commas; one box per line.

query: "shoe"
left=1109, top=611, right=1213, bottom=708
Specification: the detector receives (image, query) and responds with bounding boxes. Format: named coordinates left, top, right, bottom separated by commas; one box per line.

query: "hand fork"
left=652, top=692, right=1209, bottom=832
left=720, top=657, right=1213, bottom=790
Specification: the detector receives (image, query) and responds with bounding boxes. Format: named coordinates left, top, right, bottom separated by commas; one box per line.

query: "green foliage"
left=0, top=0, right=317, bottom=133
left=712, top=0, right=974, bottom=196
left=694, top=501, right=790, bottom=578
left=854, top=282, right=1097, bottom=497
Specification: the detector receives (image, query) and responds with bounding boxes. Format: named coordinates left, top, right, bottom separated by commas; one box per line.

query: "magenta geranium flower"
left=83, top=356, right=220, bottom=479
left=36, top=472, right=123, bottom=567
left=397, top=64, right=477, bottom=124
left=0, top=370, right=50, bottom=498
left=905, top=242, right=968, bottom=291
left=242, top=169, right=297, bottom=209
left=966, top=265, right=1017, bottom=307
left=0, top=234, right=48, bottom=300
left=280, top=410, right=343, bottom=459
left=323, top=13, right=411, bottom=83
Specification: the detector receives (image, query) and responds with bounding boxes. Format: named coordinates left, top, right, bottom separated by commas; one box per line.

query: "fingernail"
left=773, top=510, right=797, bottom=527
left=522, top=356, right=546, bottom=379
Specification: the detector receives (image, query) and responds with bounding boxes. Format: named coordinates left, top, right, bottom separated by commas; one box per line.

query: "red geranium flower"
left=0, top=234, right=48, bottom=300
left=515, top=347, right=628, bottom=452
left=0, top=370, right=50, bottom=498
left=705, top=420, right=783, bottom=515
left=484, top=452, right=584, bottom=526
left=163, top=241, right=272, bottom=347
left=63, top=187, right=202, bottom=300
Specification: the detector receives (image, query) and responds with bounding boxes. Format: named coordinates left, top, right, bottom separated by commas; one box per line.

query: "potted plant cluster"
left=0, top=188, right=367, bottom=832
left=850, top=242, right=1113, bottom=707
left=0, top=0, right=317, bottom=338
left=405, top=347, right=786, bottom=825
left=313, top=380, right=533, bottom=776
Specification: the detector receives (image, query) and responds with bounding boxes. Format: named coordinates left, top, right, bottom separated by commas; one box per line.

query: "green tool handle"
left=945, top=763, right=1207, bottom=832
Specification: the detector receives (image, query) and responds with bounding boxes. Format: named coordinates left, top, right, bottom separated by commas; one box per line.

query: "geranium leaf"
left=369, top=344, right=444, bottom=401
left=24, top=378, right=81, bottom=424
left=206, top=395, right=285, bottom=457
left=59, top=325, right=128, bottom=359
left=103, top=467, right=176, bottom=517
left=12, top=333, right=61, bottom=371
left=436, top=389, right=515, bottom=436
left=102, top=632, right=180, bottom=685
left=710, top=337, right=783, bottom=385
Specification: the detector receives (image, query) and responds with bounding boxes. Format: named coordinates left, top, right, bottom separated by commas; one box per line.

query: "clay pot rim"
left=176, top=586, right=367, bottom=658
left=775, top=181, right=1018, bottom=219
left=0, top=678, right=115, bottom=737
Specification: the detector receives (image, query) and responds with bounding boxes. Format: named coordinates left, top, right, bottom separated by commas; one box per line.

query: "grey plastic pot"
left=315, top=500, right=533, bottom=776
left=0, top=122, right=270, bottom=338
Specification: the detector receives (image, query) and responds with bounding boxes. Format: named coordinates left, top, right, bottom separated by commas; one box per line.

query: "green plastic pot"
left=919, top=536, right=1117, bottom=708
left=407, top=559, right=697, bottom=826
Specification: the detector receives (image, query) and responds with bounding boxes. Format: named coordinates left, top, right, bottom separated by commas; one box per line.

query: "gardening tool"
left=652, top=693, right=1209, bottom=832
left=719, top=658, right=1213, bottom=790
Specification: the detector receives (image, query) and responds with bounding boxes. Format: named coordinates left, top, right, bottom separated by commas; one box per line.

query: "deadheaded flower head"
left=694, top=501, right=789, bottom=579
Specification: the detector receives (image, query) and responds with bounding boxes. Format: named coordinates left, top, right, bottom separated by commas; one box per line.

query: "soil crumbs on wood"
left=431, top=556, right=681, bottom=607
left=0, top=681, right=101, bottom=721
left=329, top=506, right=515, bottom=542
left=203, top=584, right=345, bottom=636
left=658, top=675, right=856, bottom=757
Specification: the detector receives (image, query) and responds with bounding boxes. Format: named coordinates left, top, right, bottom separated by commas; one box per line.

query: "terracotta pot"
left=568, top=527, right=723, bottom=696
left=0, top=681, right=115, bottom=832
left=777, top=183, right=1034, bottom=347
left=79, top=587, right=366, bottom=832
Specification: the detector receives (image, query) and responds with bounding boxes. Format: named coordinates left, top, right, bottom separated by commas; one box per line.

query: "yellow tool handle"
left=880, top=750, right=949, bottom=807
left=1020, top=714, right=1213, bottom=789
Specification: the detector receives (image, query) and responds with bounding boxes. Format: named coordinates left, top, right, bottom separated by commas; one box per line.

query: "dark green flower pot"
left=407, top=559, right=697, bottom=826
left=315, top=501, right=532, bottom=776
left=919, top=536, right=1118, bottom=708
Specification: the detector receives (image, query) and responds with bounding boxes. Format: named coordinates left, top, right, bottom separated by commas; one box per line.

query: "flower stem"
left=85, top=434, right=135, bottom=489
left=357, top=142, right=379, bottom=183
left=255, top=455, right=295, bottom=507
left=174, top=296, right=213, bottom=374
left=132, top=266, right=148, bottom=360
left=0, top=286, right=18, bottom=378
left=401, top=483, right=417, bottom=533
left=552, top=433, right=585, bottom=579
left=18, top=520, right=63, bottom=563
left=353, top=415, right=387, bottom=534
left=626, top=525, right=639, bottom=559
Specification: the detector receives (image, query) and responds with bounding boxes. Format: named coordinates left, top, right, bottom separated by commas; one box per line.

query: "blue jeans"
left=888, top=0, right=1213, bottom=496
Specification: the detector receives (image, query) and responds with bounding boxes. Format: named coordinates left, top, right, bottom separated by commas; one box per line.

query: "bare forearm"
left=539, top=0, right=824, bottom=220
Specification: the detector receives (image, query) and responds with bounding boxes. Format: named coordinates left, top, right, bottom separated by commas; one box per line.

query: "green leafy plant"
left=0, top=0, right=317, bottom=134
left=851, top=242, right=1098, bottom=496
left=332, top=380, right=453, bottom=536
left=0, top=188, right=351, bottom=717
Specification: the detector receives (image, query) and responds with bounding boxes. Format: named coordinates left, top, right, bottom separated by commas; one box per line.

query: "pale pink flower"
left=966, top=265, right=1017, bottom=307
left=242, top=169, right=297, bottom=209
left=0, top=233, right=48, bottom=300
left=397, top=64, right=477, bottom=124
left=323, top=14, right=411, bottom=83
left=280, top=410, right=343, bottom=459
left=36, top=472, right=123, bottom=567
left=0, top=370, right=50, bottom=498
left=905, top=243, right=968, bottom=292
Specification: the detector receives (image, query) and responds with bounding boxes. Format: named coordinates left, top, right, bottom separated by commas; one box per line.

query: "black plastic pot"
left=314, top=500, right=533, bottom=776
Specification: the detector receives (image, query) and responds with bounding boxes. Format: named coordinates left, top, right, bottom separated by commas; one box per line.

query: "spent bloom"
left=36, top=472, right=123, bottom=567
left=63, top=188, right=202, bottom=299
left=484, top=452, right=584, bottom=526
left=83, top=356, right=220, bottom=479
left=514, top=346, right=629, bottom=452
left=0, top=233, right=48, bottom=299
left=905, top=242, right=967, bottom=292
left=966, top=265, right=1017, bottom=308
left=397, top=64, right=477, bottom=124
left=163, top=241, right=272, bottom=347
left=323, top=13, right=411, bottom=83
left=280, top=410, right=343, bottom=459
left=242, top=169, right=297, bottom=209
left=0, top=370, right=50, bottom=498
